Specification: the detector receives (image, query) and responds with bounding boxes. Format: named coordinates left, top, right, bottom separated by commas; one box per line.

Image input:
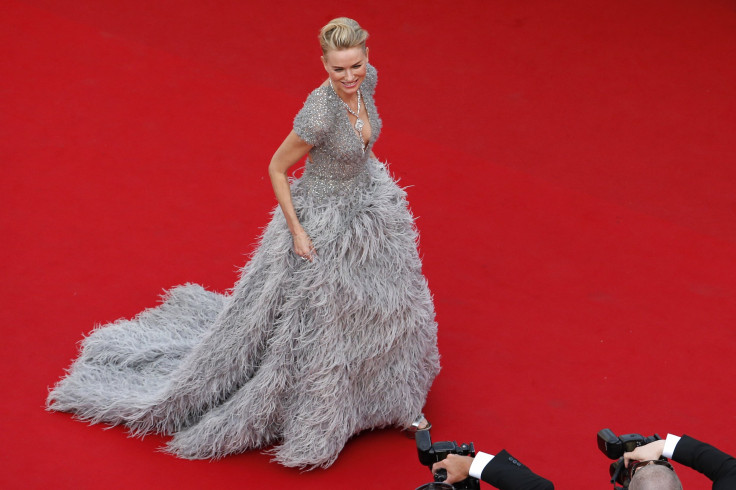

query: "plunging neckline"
left=345, top=103, right=371, bottom=152
left=326, top=85, right=372, bottom=152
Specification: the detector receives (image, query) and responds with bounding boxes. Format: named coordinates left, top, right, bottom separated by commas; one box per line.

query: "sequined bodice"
left=293, top=64, right=382, bottom=199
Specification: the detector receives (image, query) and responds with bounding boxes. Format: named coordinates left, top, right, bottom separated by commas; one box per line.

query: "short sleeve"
left=293, top=89, right=331, bottom=146
left=362, top=63, right=378, bottom=96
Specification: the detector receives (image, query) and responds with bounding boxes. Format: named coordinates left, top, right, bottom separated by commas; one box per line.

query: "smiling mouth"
left=342, top=80, right=358, bottom=87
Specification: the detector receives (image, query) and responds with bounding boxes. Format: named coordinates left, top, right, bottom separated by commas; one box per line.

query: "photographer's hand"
left=624, top=439, right=666, bottom=467
left=432, top=454, right=474, bottom=484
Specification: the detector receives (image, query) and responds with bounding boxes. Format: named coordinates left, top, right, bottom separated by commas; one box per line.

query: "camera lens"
left=414, top=484, right=454, bottom=490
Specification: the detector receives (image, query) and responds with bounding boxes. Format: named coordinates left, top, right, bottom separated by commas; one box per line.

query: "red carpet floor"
left=3, top=1, right=736, bottom=488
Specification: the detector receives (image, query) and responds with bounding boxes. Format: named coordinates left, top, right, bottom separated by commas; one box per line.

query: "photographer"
left=623, top=434, right=736, bottom=489
left=431, top=451, right=553, bottom=490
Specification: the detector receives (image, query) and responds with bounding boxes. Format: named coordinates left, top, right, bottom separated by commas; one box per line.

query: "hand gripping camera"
left=415, top=430, right=481, bottom=490
left=597, top=428, right=665, bottom=489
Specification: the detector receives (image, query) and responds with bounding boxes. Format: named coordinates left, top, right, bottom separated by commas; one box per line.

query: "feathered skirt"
left=47, top=158, right=440, bottom=468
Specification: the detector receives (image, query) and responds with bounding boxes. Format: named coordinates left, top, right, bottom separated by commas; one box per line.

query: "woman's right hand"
left=293, top=230, right=316, bottom=262
left=268, top=131, right=316, bottom=262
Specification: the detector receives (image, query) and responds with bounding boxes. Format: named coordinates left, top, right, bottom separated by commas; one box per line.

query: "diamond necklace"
left=330, top=80, right=366, bottom=152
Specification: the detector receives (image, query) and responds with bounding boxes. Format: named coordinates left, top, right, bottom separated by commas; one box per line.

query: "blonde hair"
left=319, top=17, right=369, bottom=55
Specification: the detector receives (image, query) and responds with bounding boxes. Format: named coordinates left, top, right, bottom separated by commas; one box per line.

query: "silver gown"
left=47, top=64, right=440, bottom=469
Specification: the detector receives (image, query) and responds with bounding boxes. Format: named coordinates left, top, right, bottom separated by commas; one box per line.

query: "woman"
left=47, top=17, right=440, bottom=469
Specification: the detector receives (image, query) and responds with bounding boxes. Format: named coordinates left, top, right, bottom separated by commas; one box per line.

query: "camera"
left=597, top=428, right=662, bottom=460
left=597, top=428, right=663, bottom=489
left=415, top=430, right=481, bottom=490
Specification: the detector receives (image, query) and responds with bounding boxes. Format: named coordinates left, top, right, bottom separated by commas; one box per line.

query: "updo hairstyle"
left=319, top=17, right=369, bottom=55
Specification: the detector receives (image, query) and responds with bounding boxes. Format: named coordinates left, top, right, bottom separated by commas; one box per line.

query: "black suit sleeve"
left=479, top=449, right=554, bottom=490
left=672, top=435, right=736, bottom=490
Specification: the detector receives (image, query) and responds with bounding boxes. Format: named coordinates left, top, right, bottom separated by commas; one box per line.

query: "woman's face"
left=322, top=47, right=368, bottom=99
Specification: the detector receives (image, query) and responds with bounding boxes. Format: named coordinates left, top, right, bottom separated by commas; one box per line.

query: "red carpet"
left=3, top=1, right=736, bottom=488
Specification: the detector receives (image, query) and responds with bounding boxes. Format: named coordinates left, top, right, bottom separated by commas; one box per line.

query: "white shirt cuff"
left=662, top=434, right=681, bottom=459
left=469, top=451, right=495, bottom=479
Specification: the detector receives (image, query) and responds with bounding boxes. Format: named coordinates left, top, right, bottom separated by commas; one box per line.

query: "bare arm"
left=268, top=131, right=316, bottom=260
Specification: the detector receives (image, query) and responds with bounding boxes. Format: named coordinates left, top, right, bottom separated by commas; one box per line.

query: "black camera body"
left=597, top=428, right=662, bottom=460
left=597, top=428, right=663, bottom=489
left=416, top=430, right=481, bottom=490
